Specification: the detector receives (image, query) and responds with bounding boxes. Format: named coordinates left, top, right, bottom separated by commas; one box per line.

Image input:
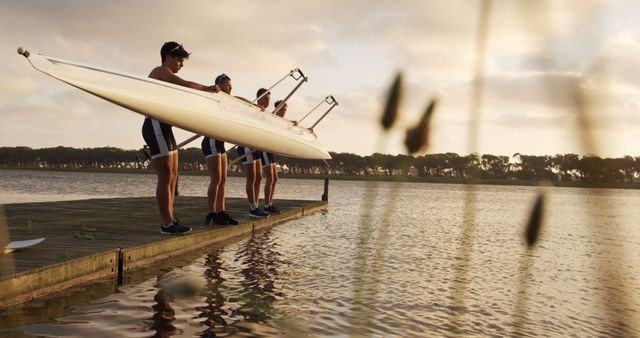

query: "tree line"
left=1, top=146, right=639, bottom=184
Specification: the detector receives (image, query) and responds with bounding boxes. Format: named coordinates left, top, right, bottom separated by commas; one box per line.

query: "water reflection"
left=149, top=290, right=177, bottom=338
left=1, top=177, right=639, bottom=337
left=231, top=229, right=284, bottom=326
left=195, top=229, right=287, bottom=337
left=197, top=250, right=228, bottom=336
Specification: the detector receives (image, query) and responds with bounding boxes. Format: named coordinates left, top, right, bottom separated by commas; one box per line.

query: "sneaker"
left=218, top=211, right=239, bottom=225
left=263, top=205, right=281, bottom=214
left=249, top=208, right=270, bottom=218
left=160, top=218, right=192, bottom=235
left=205, top=212, right=218, bottom=225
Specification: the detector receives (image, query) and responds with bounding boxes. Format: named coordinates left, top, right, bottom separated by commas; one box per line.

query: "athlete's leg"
left=268, top=164, right=278, bottom=205
left=206, top=154, right=222, bottom=212
left=152, top=154, right=174, bottom=224
left=253, top=160, right=262, bottom=206
left=168, top=151, right=179, bottom=217
left=263, top=164, right=274, bottom=205
left=217, top=153, right=228, bottom=212
left=242, top=161, right=257, bottom=206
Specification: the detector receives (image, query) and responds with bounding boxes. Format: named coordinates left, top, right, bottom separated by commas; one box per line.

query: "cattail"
left=404, top=99, right=437, bottom=154
left=525, top=192, right=544, bottom=246
left=381, top=72, right=403, bottom=130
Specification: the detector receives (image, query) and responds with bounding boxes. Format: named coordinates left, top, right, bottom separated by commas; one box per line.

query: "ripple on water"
left=1, top=175, right=639, bottom=336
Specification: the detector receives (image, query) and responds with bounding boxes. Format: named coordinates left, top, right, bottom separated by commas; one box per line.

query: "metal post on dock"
left=117, top=251, right=124, bottom=285
left=322, top=177, right=329, bottom=201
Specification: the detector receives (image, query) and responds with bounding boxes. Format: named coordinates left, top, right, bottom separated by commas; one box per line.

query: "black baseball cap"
left=160, top=41, right=190, bottom=61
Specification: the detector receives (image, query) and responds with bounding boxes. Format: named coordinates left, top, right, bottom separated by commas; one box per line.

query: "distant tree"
left=0, top=147, right=36, bottom=166
left=516, top=155, right=554, bottom=180
left=548, top=154, right=580, bottom=181
left=389, top=154, right=413, bottom=176
left=577, top=156, right=606, bottom=182
left=367, top=153, right=388, bottom=175
left=616, top=156, right=636, bottom=183
left=412, top=155, right=431, bottom=177
left=331, top=152, right=366, bottom=175
left=463, top=153, right=480, bottom=178
left=480, top=154, right=510, bottom=179
left=419, top=153, right=445, bottom=177
left=446, top=153, right=466, bottom=178
left=3, top=146, right=640, bottom=185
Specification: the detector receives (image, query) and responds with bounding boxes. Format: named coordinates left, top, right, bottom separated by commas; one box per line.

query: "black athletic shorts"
left=237, top=146, right=260, bottom=165
left=142, top=118, right=177, bottom=159
left=201, top=137, right=226, bottom=157
left=259, top=151, right=275, bottom=167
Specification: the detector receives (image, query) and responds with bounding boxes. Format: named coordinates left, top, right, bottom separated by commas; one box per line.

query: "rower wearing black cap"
left=142, top=41, right=219, bottom=235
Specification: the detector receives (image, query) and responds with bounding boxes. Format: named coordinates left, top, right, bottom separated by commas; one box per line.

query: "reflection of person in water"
left=233, top=229, right=284, bottom=323
left=197, top=249, right=229, bottom=335
left=149, top=289, right=177, bottom=338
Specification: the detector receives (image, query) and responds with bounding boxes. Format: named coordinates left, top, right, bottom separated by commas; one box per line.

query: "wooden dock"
left=0, top=196, right=327, bottom=308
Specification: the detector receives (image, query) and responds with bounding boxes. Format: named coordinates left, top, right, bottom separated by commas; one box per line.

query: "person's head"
left=160, top=41, right=190, bottom=73
left=215, top=73, right=232, bottom=94
left=256, top=88, right=271, bottom=108
left=274, top=99, right=287, bottom=117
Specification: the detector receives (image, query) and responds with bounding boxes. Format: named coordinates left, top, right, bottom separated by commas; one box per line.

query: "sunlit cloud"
left=1, top=0, right=638, bottom=157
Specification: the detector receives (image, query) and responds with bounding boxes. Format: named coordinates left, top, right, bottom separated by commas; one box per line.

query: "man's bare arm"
left=150, top=67, right=219, bottom=92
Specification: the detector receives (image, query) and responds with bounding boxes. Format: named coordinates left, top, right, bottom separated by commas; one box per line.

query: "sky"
left=1, top=0, right=639, bottom=158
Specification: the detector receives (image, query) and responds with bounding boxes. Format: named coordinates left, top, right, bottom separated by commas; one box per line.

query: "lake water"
left=0, top=169, right=639, bottom=337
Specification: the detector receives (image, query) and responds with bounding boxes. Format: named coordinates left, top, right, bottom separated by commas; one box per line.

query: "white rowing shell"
left=4, top=238, right=45, bottom=254
left=23, top=51, right=331, bottom=160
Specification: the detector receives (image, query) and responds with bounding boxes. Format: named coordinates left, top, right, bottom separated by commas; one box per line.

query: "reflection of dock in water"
left=233, top=229, right=285, bottom=322
left=0, top=196, right=327, bottom=308
left=195, top=229, right=287, bottom=336
left=197, top=249, right=230, bottom=335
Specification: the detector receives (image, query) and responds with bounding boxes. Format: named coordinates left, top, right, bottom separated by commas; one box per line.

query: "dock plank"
left=0, top=196, right=327, bottom=308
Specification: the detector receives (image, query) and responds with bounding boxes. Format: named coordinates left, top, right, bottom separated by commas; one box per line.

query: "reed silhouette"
left=447, top=0, right=493, bottom=334
left=357, top=0, right=637, bottom=335
left=351, top=65, right=440, bottom=334
left=350, top=71, right=403, bottom=334
left=512, top=191, right=545, bottom=335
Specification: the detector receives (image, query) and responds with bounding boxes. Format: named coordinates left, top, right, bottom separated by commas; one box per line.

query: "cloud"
left=0, top=86, right=140, bottom=148
left=591, top=30, right=640, bottom=88
left=484, top=72, right=582, bottom=109
left=1, top=0, right=638, bottom=157
left=0, top=76, right=42, bottom=102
